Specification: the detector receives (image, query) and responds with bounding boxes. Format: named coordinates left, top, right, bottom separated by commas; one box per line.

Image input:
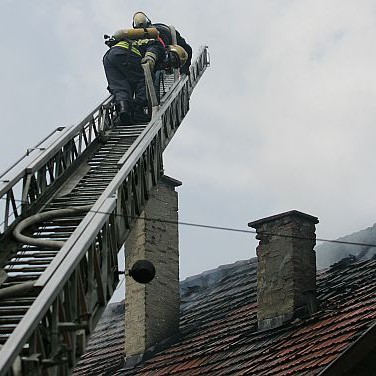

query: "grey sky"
left=1, top=1, right=376, bottom=279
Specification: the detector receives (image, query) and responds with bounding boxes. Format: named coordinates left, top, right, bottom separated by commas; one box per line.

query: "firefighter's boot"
left=117, top=101, right=132, bottom=125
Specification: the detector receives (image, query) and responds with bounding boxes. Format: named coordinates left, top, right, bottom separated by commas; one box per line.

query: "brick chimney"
left=124, top=176, right=181, bottom=366
left=248, top=210, right=319, bottom=331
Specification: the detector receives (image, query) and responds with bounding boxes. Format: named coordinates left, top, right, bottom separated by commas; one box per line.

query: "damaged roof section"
left=75, top=257, right=376, bottom=375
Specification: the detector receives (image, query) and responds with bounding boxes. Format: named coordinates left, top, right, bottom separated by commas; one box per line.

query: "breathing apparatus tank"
left=104, top=27, right=160, bottom=47
left=113, top=27, right=159, bottom=41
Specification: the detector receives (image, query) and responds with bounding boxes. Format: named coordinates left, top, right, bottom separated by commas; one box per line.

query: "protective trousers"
left=103, top=47, right=147, bottom=116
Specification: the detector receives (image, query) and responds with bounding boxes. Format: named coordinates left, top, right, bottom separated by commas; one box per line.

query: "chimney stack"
left=248, top=210, right=319, bottom=331
left=124, top=176, right=181, bottom=366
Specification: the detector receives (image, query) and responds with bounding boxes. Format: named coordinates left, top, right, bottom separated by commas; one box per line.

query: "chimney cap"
left=248, top=210, right=319, bottom=229
left=162, top=175, right=182, bottom=187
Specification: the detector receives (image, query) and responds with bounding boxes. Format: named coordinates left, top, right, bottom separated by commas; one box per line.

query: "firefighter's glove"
left=141, top=52, right=157, bottom=71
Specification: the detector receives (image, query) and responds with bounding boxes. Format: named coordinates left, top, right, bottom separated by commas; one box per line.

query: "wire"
left=0, top=197, right=27, bottom=204
left=116, top=275, right=126, bottom=289
left=85, top=208, right=376, bottom=249
left=2, top=197, right=376, bottom=249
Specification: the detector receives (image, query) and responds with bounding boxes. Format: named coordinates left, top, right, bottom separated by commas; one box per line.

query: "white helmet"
left=133, top=12, right=152, bottom=28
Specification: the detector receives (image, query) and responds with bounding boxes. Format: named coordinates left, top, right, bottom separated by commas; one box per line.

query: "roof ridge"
left=180, top=258, right=257, bottom=290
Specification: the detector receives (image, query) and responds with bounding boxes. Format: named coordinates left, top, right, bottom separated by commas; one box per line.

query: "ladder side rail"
left=188, top=45, right=210, bottom=95
left=0, top=92, right=113, bottom=199
left=22, top=96, right=115, bottom=213
left=0, top=198, right=119, bottom=375
left=0, top=96, right=114, bottom=235
left=0, top=127, right=67, bottom=190
left=0, top=127, right=70, bottom=234
left=24, top=94, right=114, bottom=175
left=20, top=120, right=99, bottom=213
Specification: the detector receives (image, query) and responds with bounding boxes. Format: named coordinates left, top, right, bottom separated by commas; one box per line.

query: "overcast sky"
left=2, top=1, right=376, bottom=280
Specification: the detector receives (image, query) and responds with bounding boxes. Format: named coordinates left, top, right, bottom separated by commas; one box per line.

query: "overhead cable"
left=1, top=197, right=376, bottom=249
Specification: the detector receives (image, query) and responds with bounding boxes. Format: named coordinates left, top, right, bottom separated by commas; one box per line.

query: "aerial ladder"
left=0, top=46, right=209, bottom=375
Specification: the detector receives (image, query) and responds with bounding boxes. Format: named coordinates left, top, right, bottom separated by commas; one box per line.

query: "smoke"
left=316, top=223, right=376, bottom=269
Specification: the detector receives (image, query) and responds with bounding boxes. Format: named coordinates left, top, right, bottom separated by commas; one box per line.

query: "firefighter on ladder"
left=103, top=28, right=188, bottom=124
left=132, top=11, right=192, bottom=76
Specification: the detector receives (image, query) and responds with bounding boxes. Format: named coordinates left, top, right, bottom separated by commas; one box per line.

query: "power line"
left=0, top=197, right=27, bottom=204
left=2, top=197, right=376, bottom=249
left=85, top=208, right=376, bottom=249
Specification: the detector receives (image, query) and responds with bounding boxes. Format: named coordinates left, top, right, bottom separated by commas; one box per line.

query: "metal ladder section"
left=0, top=46, right=209, bottom=375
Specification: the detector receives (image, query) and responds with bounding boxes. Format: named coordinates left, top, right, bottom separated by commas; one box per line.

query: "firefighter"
left=103, top=37, right=165, bottom=124
left=132, top=11, right=192, bottom=76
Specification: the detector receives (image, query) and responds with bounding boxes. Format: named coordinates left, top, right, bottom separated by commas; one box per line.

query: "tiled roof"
left=74, top=257, right=376, bottom=376
left=73, top=302, right=125, bottom=375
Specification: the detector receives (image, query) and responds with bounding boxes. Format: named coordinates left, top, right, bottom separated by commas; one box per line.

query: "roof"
left=73, top=301, right=125, bottom=375
left=74, top=257, right=376, bottom=375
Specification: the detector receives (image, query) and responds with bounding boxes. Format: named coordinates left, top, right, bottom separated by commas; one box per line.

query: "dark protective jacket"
left=152, top=23, right=192, bottom=75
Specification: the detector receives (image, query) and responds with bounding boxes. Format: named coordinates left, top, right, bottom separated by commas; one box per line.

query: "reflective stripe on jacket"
left=114, top=40, right=142, bottom=57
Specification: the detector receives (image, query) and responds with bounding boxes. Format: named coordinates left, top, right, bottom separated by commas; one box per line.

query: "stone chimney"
left=248, top=210, right=319, bottom=331
left=124, top=176, right=181, bottom=366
